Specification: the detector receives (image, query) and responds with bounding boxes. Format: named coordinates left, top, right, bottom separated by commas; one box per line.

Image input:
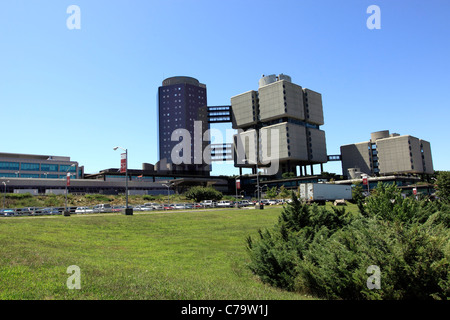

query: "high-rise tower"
left=157, top=76, right=210, bottom=175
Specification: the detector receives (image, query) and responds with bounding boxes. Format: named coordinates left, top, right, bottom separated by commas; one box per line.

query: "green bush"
left=184, top=186, right=223, bottom=203
left=246, top=185, right=450, bottom=300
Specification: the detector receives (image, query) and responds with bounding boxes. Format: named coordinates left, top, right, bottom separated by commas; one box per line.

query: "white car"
left=216, top=200, right=233, bottom=207
left=75, top=206, right=93, bottom=214
left=268, top=200, right=278, bottom=205
left=171, top=203, right=186, bottom=210
left=134, top=205, right=153, bottom=211
left=201, top=200, right=216, bottom=207
left=145, top=203, right=164, bottom=210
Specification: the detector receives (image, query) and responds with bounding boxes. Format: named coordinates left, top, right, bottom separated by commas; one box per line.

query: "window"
left=0, top=161, right=19, bottom=171
left=60, top=165, right=76, bottom=172
left=21, top=163, right=40, bottom=171
left=0, top=173, right=17, bottom=178
left=41, top=163, right=59, bottom=172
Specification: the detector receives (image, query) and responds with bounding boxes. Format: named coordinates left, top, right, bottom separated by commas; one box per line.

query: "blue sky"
left=0, top=0, right=449, bottom=176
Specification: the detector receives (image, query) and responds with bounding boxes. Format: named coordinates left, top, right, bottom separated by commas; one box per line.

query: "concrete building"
left=231, top=74, right=327, bottom=179
left=341, top=130, right=433, bottom=178
left=157, top=76, right=210, bottom=175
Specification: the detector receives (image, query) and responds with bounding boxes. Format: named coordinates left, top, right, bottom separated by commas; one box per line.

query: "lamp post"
left=2, top=180, right=9, bottom=210
left=64, top=164, right=75, bottom=216
left=162, top=182, right=174, bottom=203
left=114, top=146, right=132, bottom=215
left=242, top=158, right=263, bottom=209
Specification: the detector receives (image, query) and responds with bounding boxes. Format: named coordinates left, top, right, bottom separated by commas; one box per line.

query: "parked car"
left=268, top=200, right=278, bottom=205
left=111, top=206, right=125, bottom=212
left=183, top=203, right=194, bottom=209
left=201, top=200, right=216, bottom=207
left=41, top=207, right=61, bottom=215
left=134, top=205, right=153, bottom=211
left=145, top=203, right=164, bottom=210
left=93, top=203, right=113, bottom=213
left=170, top=203, right=186, bottom=210
left=17, top=208, right=34, bottom=216
left=217, top=200, right=233, bottom=207
left=0, top=209, right=16, bottom=216
left=162, top=204, right=173, bottom=210
left=237, top=200, right=252, bottom=207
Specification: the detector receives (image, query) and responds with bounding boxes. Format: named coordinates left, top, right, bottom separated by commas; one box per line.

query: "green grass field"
left=0, top=205, right=335, bottom=300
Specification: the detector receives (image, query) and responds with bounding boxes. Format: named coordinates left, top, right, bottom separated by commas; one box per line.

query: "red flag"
left=120, top=153, right=127, bottom=173
left=66, top=173, right=71, bottom=186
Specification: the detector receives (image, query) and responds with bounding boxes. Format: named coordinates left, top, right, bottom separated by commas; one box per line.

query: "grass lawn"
left=0, top=205, right=326, bottom=300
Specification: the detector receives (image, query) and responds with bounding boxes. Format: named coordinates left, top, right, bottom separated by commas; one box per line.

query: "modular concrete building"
left=231, top=74, right=327, bottom=179
left=341, top=130, right=433, bottom=178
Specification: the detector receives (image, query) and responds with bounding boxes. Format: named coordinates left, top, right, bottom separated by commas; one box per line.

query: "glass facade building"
left=0, top=153, right=81, bottom=179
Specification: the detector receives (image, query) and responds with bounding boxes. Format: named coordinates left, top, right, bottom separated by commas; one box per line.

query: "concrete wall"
left=258, top=80, right=305, bottom=122
left=304, top=89, right=324, bottom=126
left=231, top=91, right=258, bottom=128
left=308, top=127, right=327, bottom=163
left=377, top=135, right=421, bottom=174
left=420, top=140, right=434, bottom=174
left=341, top=142, right=372, bottom=177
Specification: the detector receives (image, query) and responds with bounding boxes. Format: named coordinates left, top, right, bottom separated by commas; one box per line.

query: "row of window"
left=0, top=161, right=77, bottom=172
left=0, top=173, right=76, bottom=179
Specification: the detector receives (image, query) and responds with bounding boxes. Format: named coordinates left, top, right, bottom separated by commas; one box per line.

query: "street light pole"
left=2, top=181, right=8, bottom=210
left=241, top=158, right=263, bottom=209
left=114, top=146, right=132, bottom=215
left=64, top=164, right=75, bottom=216
left=163, top=183, right=173, bottom=203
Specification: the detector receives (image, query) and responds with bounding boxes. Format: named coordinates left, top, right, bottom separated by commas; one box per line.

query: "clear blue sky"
left=0, top=0, right=449, bottom=176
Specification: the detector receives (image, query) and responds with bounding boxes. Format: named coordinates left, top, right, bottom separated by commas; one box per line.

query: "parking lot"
left=0, top=199, right=290, bottom=217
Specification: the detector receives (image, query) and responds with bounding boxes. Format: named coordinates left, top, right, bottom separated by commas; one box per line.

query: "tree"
left=185, top=186, right=223, bottom=202
left=435, top=171, right=450, bottom=203
left=278, top=185, right=290, bottom=199
left=265, top=186, right=277, bottom=199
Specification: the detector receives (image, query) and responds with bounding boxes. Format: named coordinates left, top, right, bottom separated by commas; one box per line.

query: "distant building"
left=0, top=152, right=82, bottom=179
left=156, top=76, right=210, bottom=175
left=340, top=130, right=433, bottom=179
left=231, top=74, right=327, bottom=179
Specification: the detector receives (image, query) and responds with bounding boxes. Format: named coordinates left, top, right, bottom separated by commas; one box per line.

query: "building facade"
left=157, top=76, right=210, bottom=175
left=231, top=74, right=327, bottom=179
left=0, top=152, right=82, bottom=179
left=340, top=130, right=433, bottom=178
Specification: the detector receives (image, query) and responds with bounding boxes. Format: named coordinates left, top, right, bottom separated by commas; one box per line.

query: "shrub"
left=246, top=184, right=450, bottom=300
left=184, top=186, right=223, bottom=202
left=435, top=171, right=450, bottom=203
